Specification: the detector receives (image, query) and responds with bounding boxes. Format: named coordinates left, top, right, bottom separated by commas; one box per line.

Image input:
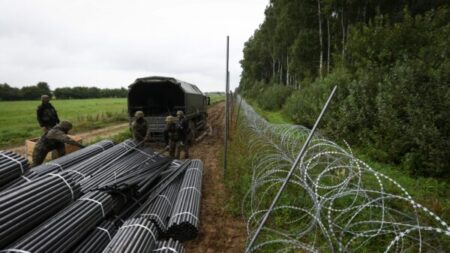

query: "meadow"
left=0, top=98, right=128, bottom=148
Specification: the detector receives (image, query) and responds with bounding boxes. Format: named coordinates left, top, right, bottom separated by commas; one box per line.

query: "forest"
left=238, top=0, right=450, bottom=178
left=0, top=82, right=127, bottom=100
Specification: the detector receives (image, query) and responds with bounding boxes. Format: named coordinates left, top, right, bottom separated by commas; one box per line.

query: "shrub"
left=256, top=85, right=293, bottom=111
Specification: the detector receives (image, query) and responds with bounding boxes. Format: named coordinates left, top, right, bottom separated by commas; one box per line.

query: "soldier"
left=163, top=115, right=184, bottom=159
left=36, top=94, right=60, bottom=132
left=131, top=111, right=149, bottom=144
left=32, top=121, right=84, bottom=166
left=176, top=110, right=193, bottom=159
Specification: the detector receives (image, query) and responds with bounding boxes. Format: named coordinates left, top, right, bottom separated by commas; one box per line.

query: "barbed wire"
left=238, top=97, right=450, bottom=253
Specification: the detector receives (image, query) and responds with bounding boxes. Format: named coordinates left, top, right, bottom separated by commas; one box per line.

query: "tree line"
left=239, top=0, right=450, bottom=178
left=0, top=82, right=127, bottom=100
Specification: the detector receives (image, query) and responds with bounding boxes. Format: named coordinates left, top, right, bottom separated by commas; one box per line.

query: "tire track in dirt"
left=184, top=102, right=247, bottom=253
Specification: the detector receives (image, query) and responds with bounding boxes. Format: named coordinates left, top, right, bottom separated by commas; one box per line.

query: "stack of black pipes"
left=55, top=139, right=139, bottom=184
left=0, top=173, right=81, bottom=248
left=167, top=159, right=203, bottom=241
left=0, top=150, right=29, bottom=188
left=111, top=160, right=189, bottom=227
left=0, top=144, right=204, bottom=252
left=102, top=217, right=159, bottom=253
left=130, top=160, right=191, bottom=219
left=72, top=220, right=117, bottom=253
left=97, top=155, right=171, bottom=194
left=81, top=148, right=166, bottom=193
left=153, top=238, right=186, bottom=253
left=139, top=176, right=182, bottom=234
left=1, top=139, right=115, bottom=190
left=3, top=191, right=113, bottom=253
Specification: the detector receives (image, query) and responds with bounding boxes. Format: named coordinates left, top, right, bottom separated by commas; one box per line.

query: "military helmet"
left=165, top=115, right=178, bottom=124
left=135, top=111, right=144, bottom=118
left=59, top=121, right=73, bottom=131
left=176, top=110, right=184, bottom=117
left=41, top=94, right=50, bottom=101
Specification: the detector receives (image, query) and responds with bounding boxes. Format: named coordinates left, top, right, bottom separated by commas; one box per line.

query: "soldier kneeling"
left=32, top=121, right=84, bottom=166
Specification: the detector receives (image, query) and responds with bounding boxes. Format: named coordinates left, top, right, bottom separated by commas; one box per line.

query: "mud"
left=184, top=102, right=247, bottom=253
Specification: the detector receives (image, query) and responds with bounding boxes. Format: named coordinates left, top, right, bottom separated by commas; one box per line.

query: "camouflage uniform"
left=32, top=121, right=84, bottom=166
left=163, top=116, right=184, bottom=159
left=36, top=95, right=60, bottom=132
left=131, top=111, right=148, bottom=143
left=176, top=111, right=193, bottom=159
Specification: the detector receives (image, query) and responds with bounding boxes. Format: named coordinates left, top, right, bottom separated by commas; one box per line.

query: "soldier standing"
left=131, top=111, right=149, bottom=144
left=176, top=110, right=193, bottom=159
left=163, top=116, right=184, bottom=159
left=36, top=94, right=60, bottom=132
left=32, top=121, right=84, bottom=166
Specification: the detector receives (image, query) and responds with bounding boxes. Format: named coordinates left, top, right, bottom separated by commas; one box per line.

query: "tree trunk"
left=341, top=6, right=346, bottom=59
left=327, top=17, right=331, bottom=74
left=317, top=0, right=323, bottom=79
left=286, top=54, right=289, bottom=86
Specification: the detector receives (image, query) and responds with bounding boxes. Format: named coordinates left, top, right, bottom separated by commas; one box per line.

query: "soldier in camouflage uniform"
left=163, top=115, right=184, bottom=159
left=32, top=121, right=84, bottom=166
left=176, top=110, right=193, bottom=159
left=131, top=111, right=149, bottom=144
left=36, top=95, right=60, bottom=132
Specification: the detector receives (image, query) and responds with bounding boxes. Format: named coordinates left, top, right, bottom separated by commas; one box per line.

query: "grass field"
left=0, top=98, right=128, bottom=148
left=207, top=93, right=225, bottom=105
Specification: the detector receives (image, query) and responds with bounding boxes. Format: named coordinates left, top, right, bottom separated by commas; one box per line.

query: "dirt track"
left=184, top=102, right=247, bottom=253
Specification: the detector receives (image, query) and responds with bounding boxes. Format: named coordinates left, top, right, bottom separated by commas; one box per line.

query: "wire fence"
left=238, top=97, right=450, bottom=253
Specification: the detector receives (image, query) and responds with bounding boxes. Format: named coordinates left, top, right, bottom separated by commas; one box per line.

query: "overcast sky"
left=0, top=0, right=268, bottom=92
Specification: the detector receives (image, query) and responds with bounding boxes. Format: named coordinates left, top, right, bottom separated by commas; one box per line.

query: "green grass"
left=208, top=93, right=225, bottom=105
left=247, top=99, right=293, bottom=124
left=0, top=98, right=128, bottom=148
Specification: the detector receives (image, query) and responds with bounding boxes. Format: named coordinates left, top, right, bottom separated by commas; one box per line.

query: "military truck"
left=127, top=76, right=209, bottom=140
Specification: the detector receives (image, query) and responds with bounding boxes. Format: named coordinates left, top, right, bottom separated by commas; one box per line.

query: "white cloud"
left=0, top=0, right=267, bottom=92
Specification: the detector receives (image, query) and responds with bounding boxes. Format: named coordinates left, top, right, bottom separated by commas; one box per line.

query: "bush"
left=256, top=85, right=293, bottom=111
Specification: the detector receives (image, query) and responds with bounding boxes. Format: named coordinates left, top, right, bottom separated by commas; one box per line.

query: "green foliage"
left=53, top=86, right=127, bottom=99
left=205, top=92, right=225, bottom=105
left=240, top=2, right=450, bottom=178
left=0, top=82, right=127, bottom=101
left=0, top=98, right=128, bottom=147
left=256, top=85, right=293, bottom=111
left=0, top=82, right=51, bottom=100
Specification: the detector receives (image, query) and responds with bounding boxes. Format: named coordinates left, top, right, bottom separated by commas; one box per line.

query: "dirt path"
left=184, top=102, right=247, bottom=253
left=6, top=123, right=129, bottom=156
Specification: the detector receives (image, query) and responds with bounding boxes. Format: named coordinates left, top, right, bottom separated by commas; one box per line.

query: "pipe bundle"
left=1, top=140, right=115, bottom=190
left=131, top=160, right=191, bottom=218
left=4, top=191, right=113, bottom=253
left=103, top=217, right=159, bottom=253
left=93, top=152, right=171, bottom=194
left=0, top=150, right=29, bottom=188
left=140, top=176, right=182, bottom=233
left=0, top=142, right=205, bottom=252
left=0, top=173, right=81, bottom=248
left=167, top=159, right=203, bottom=241
left=72, top=220, right=117, bottom=253
left=153, top=239, right=186, bottom=253
left=53, top=139, right=139, bottom=185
